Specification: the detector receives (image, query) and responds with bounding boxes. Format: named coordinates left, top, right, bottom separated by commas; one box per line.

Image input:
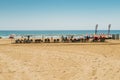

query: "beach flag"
left=95, top=24, right=98, bottom=34
left=108, top=24, right=111, bottom=35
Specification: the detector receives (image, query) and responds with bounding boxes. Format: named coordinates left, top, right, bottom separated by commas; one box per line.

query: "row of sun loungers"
left=15, top=39, right=33, bottom=43
left=15, top=37, right=106, bottom=44
left=15, top=39, right=60, bottom=43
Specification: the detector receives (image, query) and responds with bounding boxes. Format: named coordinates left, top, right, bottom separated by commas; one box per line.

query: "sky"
left=0, top=0, right=120, bottom=30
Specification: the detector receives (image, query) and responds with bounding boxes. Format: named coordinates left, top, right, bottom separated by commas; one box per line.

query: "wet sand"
left=0, top=39, right=120, bottom=80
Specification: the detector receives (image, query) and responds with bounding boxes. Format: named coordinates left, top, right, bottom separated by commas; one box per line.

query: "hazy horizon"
left=0, top=0, right=120, bottom=30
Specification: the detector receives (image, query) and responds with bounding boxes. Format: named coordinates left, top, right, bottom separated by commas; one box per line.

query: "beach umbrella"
left=9, top=34, right=16, bottom=39
left=9, top=34, right=16, bottom=44
left=95, top=24, right=98, bottom=35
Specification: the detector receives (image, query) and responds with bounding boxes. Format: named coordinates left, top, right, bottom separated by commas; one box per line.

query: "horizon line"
left=0, top=29, right=120, bottom=31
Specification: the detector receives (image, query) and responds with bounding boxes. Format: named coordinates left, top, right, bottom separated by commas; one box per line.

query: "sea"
left=0, top=30, right=120, bottom=38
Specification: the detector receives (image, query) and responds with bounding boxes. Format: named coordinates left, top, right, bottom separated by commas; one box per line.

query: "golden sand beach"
left=0, top=39, right=120, bottom=80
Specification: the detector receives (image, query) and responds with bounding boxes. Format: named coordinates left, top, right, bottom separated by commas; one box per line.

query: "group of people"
left=15, top=34, right=107, bottom=44
left=61, top=36, right=90, bottom=42
left=92, top=35, right=106, bottom=42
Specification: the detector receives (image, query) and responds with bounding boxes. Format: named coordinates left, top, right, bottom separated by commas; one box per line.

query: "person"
left=27, top=35, right=30, bottom=40
left=86, top=35, right=89, bottom=42
left=61, top=35, right=64, bottom=42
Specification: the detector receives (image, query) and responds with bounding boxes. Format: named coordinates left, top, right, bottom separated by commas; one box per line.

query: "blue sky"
left=0, top=0, right=120, bottom=30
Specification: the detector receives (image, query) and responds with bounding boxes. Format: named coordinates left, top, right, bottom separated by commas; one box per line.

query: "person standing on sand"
left=27, top=35, right=30, bottom=40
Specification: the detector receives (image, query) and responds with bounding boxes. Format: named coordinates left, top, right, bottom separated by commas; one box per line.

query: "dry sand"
left=0, top=39, right=120, bottom=80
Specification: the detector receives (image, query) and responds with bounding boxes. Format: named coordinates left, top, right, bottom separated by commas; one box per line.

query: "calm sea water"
left=0, top=30, right=120, bottom=38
